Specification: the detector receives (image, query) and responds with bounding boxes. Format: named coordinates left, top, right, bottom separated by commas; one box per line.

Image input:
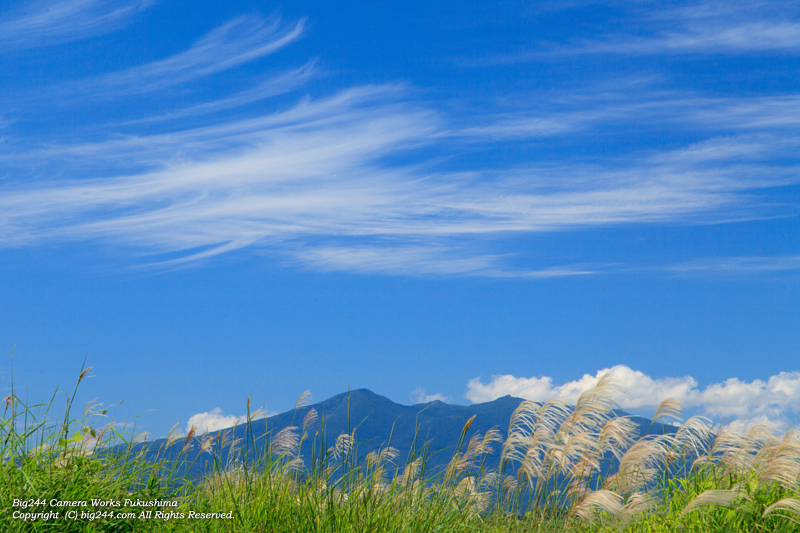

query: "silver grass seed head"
left=295, top=390, right=313, bottom=410
left=272, top=426, right=300, bottom=455
left=679, top=489, right=750, bottom=517
left=652, top=397, right=683, bottom=424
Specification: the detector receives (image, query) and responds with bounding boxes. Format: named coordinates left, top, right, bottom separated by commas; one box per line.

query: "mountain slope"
left=130, top=389, right=677, bottom=480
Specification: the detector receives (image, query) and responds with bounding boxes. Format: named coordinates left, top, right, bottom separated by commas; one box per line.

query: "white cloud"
left=449, top=115, right=580, bottom=139
left=121, top=62, right=316, bottom=125
left=68, top=15, right=304, bottom=97
left=697, top=373, right=800, bottom=421
left=448, top=93, right=800, bottom=142
left=186, top=408, right=245, bottom=434
left=2, top=11, right=799, bottom=277
left=0, top=0, right=155, bottom=51
left=640, top=1, right=800, bottom=54
left=1, top=83, right=796, bottom=275
left=666, top=256, right=800, bottom=275
left=690, top=95, right=800, bottom=130
left=584, top=21, right=800, bottom=55
left=483, top=1, right=800, bottom=60
left=465, top=366, right=698, bottom=409
left=288, top=245, right=598, bottom=278
left=601, top=1, right=800, bottom=55
left=465, top=365, right=800, bottom=427
left=411, top=388, right=451, bottom=404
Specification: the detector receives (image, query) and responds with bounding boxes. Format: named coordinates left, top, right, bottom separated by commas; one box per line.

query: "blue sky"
left=1, top=0, right=799, bottom=436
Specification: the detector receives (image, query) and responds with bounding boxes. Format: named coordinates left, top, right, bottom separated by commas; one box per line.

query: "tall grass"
left=2, top=366, right=800, bottom=532
left=0, top=364, right=187, bottom=532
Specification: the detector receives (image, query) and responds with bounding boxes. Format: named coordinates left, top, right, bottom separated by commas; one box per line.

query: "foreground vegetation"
left=2, top=365, right=800, bottom=532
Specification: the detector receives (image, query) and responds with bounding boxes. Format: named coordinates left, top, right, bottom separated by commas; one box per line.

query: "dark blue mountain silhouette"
left=129, top=389, right=677, bottom=479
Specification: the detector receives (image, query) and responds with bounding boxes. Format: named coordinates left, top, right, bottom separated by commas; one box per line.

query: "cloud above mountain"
left=466, top=365, right=800, bottom=427
left=186, top=408, right=245, bottom=434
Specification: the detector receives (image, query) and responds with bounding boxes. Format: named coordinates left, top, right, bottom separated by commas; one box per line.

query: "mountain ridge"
left=129, top=388, right=678, bottom=479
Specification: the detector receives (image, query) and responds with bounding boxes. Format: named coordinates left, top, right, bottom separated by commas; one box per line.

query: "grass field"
left=2, top=366, right=800, bottom=532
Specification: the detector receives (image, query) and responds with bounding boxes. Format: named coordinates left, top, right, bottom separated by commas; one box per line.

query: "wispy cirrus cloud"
left=474, top=0, right=800, bottom=64
left=666, top=255, right=800, bottom=275
left=465, top=365, right=800, bottom=428
left=2, top=7, right=798, bottom=277
left=63, top=15, right=304, bottom=98
left=685, top=95, right=800, bottom=130
left=638, top=0, right=800, bottom=54
left=121, top=62, right=316, bottom=125
left=577, top=22, right=800, bottom=57
left=1, top=82, right=797, bottom=275
left=445, top=90, right=800, bottom=144
left=287, top=245, right=601, bottom=278
left=0, top=0, right=155, bottom=51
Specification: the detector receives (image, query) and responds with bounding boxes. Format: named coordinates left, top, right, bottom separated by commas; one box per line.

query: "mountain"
left=125, top=389, right=678, bottom=480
